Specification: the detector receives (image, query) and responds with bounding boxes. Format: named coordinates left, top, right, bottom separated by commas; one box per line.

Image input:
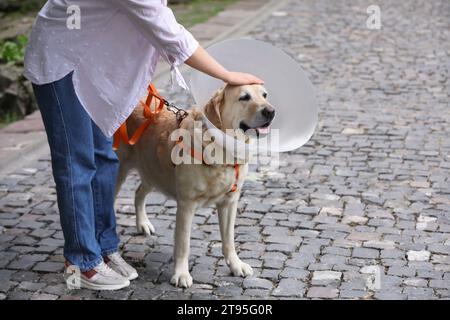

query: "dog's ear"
left=204, top=88, right=225, bottom=129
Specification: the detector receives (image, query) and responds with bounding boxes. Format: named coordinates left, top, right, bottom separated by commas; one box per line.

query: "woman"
left=24, top=0, right=263, bottom=291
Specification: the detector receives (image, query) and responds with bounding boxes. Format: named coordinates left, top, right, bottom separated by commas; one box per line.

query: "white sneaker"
left=64, top=261, right=130, bottom=291
left=104, top=252, right=139, bottom=281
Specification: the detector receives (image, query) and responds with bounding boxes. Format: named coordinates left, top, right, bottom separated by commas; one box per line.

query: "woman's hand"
left=223, top=71, right=264, bottom=86
left=185, top=46, right=264, bottom=86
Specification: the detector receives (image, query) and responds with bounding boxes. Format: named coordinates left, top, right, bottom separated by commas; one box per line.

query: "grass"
left=0, top=111, right=20, bottom=129
left=0, top=34, right=28, bottom=65
left=172, top=0, right=238, bottom=27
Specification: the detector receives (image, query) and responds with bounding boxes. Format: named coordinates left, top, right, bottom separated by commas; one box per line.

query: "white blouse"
left=24, top=0, right=199, bottom=137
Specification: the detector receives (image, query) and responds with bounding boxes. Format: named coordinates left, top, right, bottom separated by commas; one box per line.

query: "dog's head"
left=204, top=84, right=275, bottom=138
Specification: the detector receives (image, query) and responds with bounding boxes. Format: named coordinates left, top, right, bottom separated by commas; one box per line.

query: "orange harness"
left=113, top=84, right=240, bottom=193
left=113, top=83, right=165, bottom=150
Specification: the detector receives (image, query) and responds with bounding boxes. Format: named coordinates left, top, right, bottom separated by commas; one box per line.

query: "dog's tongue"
left=257, top=127, right=270, bottom=135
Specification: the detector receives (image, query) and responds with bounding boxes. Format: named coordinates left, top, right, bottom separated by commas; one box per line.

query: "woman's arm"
left=114, top=0, right=199, bottom=67
left=185, top=46, right=264, bottom=86
left=115, top=0, right=263, bottom=86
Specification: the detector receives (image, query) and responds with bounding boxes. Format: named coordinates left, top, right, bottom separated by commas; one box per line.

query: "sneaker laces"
left=94, top=261, right=116, bottom=276
left=108, top=252, right=127, bottom=266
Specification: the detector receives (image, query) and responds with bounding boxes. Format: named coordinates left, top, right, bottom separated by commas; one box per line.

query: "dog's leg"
left=135, top=182, right=155, bottom=235
left=218, top=200, right=253, bottom=277
left=171, top=200, right=196, bottom=288
left=114, top=161, right=130, bottom=201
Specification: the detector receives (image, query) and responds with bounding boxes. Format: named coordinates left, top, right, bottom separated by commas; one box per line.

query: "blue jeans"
left=32, top=71, right=119, bottom=272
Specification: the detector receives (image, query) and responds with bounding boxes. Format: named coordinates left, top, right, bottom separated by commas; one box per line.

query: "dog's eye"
left=239, top=93, right=251, bottom=101
left=262, top=92, right=268, bottom=99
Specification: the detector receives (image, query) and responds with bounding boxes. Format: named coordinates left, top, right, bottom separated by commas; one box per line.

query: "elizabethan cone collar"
left=190, top=39, right=318, bottom=153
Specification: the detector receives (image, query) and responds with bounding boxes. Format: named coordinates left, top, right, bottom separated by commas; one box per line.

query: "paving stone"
left=257, top=269, right=278, bottom=282
left=98, top=288, right=132, bottom=300
left=34, top=246, right=58, bottom=254
left=407, top=250, right=431, bottom=261
left=265, top=243, right=297, bottom=254
left=324, top=251, right=351, bottom=262
left=428, top=244, right=450, bottom=255
left=30, top=292, right=59, bottom=300
left=416, top=269, right=443, bottom=280
left=243, top=289, right=270, bottom=298
left=29, top=229, right=55, bottom=238
left=272, top=279, right=304, bottom=297
left=403, top=278, right=428, bottom=287
left=7, top=254, right=48, bottom=270
left=0, top=280, right=15, bottom=293
left=429, top=280, right=450, bottom=289
left=381, top=249, right=405, bottom=259
left=363, top=240, right=396, bottom=250
left=215, top=284, right=243, bottom=297
left=10, top=271, right=40, bottom=282
left=263, top=258, right=284, bottom=269
left=342, top=216, right=368, bottom=225
left=42, top=284, right=68, bottom=296
left=387, top=266, right=416, bottom=277
left=18, top=281, right=46, bottom=291
left=374, top=291, right=407, bottom=300
left=7, top=290, right=33, bottom=300
left=320, top=207, right=343, bottom=216
left=311, top=271, right=342, bottom=285
left=306, top=287, right=339, bottom=299
left=323, top=246, right=351, bottom=257
left=296, top=206, right=320, bottom=215
left=352, top=248, right=379, bottom=259
left=242, top=277, right=273, bottom=290
left=0, top=251, right=18, bottom=268
left=33, top=261, right=63, bottom=273
left=403, top=287, right=436, bottom=300
left=340, top=289, right=370, bottom=299
left=347, top=232, right=379, bottom=242
left=279, top=268, right=309, bottom=281
left=246, top=203, right=272, bottom=212
left=432, top=255, right=450, bottom=264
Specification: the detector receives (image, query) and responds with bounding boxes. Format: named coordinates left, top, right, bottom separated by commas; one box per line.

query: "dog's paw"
left=171, top=272, right=193, bottom=288
left=136, top=218, right=155, bottom=236
left=230, top=260, right=253, bottom=277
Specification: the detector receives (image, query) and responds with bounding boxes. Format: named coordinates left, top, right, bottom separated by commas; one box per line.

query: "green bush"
left=0, top=34, right=28, bottom=65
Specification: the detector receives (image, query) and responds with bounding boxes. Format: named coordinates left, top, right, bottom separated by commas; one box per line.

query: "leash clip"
left=165, top=101, right=189, bottom=125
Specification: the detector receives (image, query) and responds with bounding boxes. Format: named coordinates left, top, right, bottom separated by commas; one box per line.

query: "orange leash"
left=113, top=83, right=165, bottom=150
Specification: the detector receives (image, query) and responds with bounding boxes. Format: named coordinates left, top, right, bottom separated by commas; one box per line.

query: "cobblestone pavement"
left=1, top=0, right=450, bottom=300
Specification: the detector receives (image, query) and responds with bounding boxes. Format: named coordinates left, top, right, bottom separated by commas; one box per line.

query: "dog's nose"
left=262, top=106, right=275, bottom=121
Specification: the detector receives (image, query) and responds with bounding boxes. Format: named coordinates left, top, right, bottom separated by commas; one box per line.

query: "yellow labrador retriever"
left=115, top=84, right=275, bottom=288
